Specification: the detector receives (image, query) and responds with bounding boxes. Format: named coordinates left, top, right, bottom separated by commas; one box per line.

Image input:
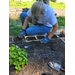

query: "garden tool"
left=47, top=62, right=65, bottom=72
left=24, top=45, right=32, bottom=48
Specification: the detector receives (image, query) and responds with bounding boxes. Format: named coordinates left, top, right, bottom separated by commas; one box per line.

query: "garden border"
left=9, top=34, right=65, bottom=44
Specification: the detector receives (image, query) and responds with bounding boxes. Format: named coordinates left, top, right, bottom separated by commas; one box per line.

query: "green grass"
left=57, top=16, right=65, bottom=29
left=50, top=1, right=65, bottom=9
left=9, top=0, right=65, bottom=9
left=9, top=16, right=65, bottom=36
left=9, top=18, right=22, bottom=36
left=9, top=0, right=35, bottom=8
left=9, top=18, right=34, bottom=36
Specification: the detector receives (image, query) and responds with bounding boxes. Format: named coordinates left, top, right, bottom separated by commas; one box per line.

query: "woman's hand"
left=40, top=37, right=50, bottom=44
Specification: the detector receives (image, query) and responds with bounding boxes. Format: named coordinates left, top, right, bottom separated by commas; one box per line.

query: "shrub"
left=9, top=44, right=28, bottom=73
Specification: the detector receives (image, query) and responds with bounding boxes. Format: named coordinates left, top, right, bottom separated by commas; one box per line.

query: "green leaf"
left=13, top=62, right=17, bottom=66
left=22, top=62, right=25, bottom=67
left=21, top=51, right=25, bottom=54
left=18, top=48, right=21, bottom=51
left=9, top=62, right=13, bottom=65
left=9, top=47, right=12, bottom=50
left=15, top=66, right=18, bottom=69
left=23, top=57, right=27, bottom=61
left=9, top=44, right=28, bottom=73
left=9, top=51, right=12, bottom=55
left=15, top=71, right=18, bottom=73
left=18, top=51, right=21, bottom=55
left=25, top=53, right=27, bottom=57
left=9, top=59, right=13, bottom=62
left=10, top=47, right=16, bottom=51
left=12, top=44, right=15, bottom=47
left=26, top=61, right=28, bottom=65
left=20, top=54, right=24, bottom=57
left=15, top=66, right=21, bottom=71
left=18, top=62, right=22, bottom=66
left=10, top=53, right=16, bottom=58
left=18, top=57, right=23, bottom=62
left=23, top=59, right=25, bottom=62
left=18, top=66, right=21, bottom=71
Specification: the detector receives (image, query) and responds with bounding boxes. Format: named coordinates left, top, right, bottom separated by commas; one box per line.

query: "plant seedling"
left=9, top=44, right=28, bottom=73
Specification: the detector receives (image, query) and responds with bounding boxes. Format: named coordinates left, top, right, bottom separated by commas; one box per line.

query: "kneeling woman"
left=18, top=1, right=58, bottom=43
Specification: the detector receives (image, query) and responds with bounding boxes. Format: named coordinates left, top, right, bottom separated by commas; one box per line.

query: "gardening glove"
left=18, top=29, right=26, bottom=38
left=40, top=37, right=50, bottom=44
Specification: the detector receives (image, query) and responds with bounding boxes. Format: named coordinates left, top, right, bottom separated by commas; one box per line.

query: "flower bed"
left=9, top=35, right=65, bottom=75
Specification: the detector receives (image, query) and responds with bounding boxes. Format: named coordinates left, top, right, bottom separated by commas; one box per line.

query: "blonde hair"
left=30, top=1, right=44, bottom=16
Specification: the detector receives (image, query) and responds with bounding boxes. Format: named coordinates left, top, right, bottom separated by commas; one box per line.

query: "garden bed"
left=9, top=35, right=59, bottom=43
left=9, top=35, right=65, bottom=75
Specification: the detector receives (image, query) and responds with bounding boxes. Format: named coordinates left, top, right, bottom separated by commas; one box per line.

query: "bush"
left=9, top=44, right=28, bottom=73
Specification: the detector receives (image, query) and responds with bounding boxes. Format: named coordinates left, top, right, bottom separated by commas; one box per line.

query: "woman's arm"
left=48, top=22, right=58, bottom=39
left=22, top=16, right=31, bottom=29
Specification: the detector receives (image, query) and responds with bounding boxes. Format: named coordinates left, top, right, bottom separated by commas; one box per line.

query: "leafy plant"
left=9, top=44, right=28, bottom=73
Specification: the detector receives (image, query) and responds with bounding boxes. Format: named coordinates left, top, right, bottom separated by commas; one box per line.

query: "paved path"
left=53, top=9, right=65, bottom=17
left=9, top=8, right=65, bottom=18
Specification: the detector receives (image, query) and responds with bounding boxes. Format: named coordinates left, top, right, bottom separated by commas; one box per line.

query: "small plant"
left=63, top=33, right=65, bottom=35
left=61, top=30, right=64, bottom=33
left=9, top=44, right=28, bottom=73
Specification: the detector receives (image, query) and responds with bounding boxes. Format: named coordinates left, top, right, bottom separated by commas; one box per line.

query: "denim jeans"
left=20, top=12, right=52, bottom=35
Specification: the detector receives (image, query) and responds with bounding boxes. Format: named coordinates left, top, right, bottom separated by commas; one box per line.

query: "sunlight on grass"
left=50, top=2, right=65, bottom=9
left=9, top=1, right=35, bottom=8
left=9, top=0, right=65, bottom=9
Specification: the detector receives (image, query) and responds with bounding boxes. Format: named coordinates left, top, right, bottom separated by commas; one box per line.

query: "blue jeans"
left=20, top=12, right=52, bottom=35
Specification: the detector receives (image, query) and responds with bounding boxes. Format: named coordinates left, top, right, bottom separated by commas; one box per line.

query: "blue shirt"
left=27, top=4, right=57, bottom=27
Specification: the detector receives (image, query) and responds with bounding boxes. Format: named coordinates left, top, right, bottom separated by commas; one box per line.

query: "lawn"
left=57, top=16, right=65, bottom=29
left=9, top=0, right=65, bottom=9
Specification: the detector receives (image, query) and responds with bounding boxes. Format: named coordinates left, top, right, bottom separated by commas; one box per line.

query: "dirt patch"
left=53, top=9, right=65, bottom=17
left=9, top=38, right=65, bottom=75
left=9, top=8, right=65, bottom=19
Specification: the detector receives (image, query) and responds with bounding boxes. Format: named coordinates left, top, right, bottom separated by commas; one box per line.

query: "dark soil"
left=37, top=36, right=46, bottom=39
left=26, top=37, right=36, bottom=41
left=51, top=35, right=58, bottom=39
left=58, top=33, right=65, bottom=37
left=9, top=38, right=65, bottom=75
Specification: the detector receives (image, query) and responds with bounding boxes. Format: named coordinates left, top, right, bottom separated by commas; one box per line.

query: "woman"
left=18, top=1, right=58, bottom=43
